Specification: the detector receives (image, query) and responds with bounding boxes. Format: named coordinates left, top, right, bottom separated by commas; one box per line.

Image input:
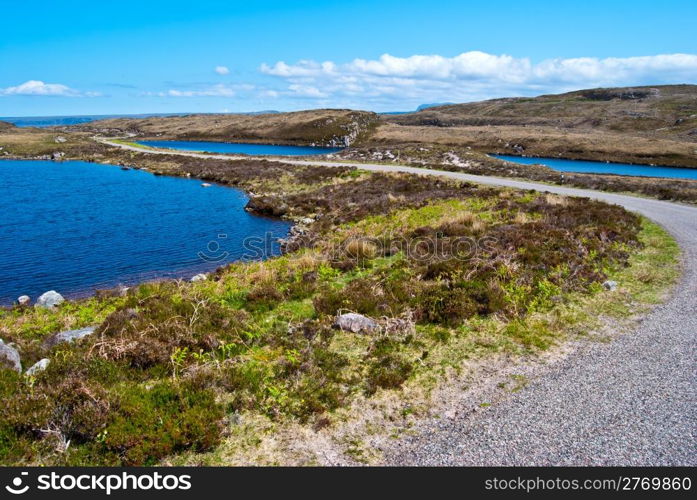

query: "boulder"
left=35, top=290, right=64, bottom=309
left=17, top=295, right=30, bottom=306
left=190, top=273, right=207, bottom=282
left=54, top=136, right=67, bottom=143
left=602, top=280, right=618, bottom=291
left=0, top=339, right=21, bottom=373
left=334, top=313, right=379, bottom=334
left=42, top=326, right=96, bottom=349
left=25, top=358, right=50, bottom=376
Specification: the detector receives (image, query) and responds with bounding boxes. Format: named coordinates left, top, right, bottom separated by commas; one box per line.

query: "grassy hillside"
left=74, top=109, right=380, bottom=147
left=375, top=85, right=697, bottom=166
left=386, top=85, right=697, bottom=142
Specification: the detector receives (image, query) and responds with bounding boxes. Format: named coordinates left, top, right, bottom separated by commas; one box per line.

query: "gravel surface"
left=106, top=140, right=697, bottom=465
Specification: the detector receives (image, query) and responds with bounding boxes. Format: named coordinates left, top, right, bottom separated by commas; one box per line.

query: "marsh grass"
left=0, top=153, right=678, bottom=466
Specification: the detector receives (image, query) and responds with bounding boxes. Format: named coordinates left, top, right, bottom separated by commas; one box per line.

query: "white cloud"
left=260, top=52, right=697, bottom=108
left=156, top=84, right=237, bottom=97
left=288, top=84, right=328, bottom=98
left=0, top=80, right=99, bottom=97
left=214, top=66, right=230, bottom=75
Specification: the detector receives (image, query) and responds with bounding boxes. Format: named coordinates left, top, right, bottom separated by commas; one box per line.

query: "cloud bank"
left=260, top=52, right=697, bottom=107
left=0, top=80, right=100, bottom=97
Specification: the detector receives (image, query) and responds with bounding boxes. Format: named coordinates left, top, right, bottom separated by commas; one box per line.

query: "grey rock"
left=54, top=136, right=67, bottom=143
left=35, top=290, right=64, bottom=309
left=334, top=313, right=379, bottom=334
left=17, top=295, right=30, bottom=306
left=25, top=358, right=50, bottom=376
left=190, top=273, right=207, bottom=282
left=51, top=151, right=65, bottom=160
left=42, top=326, right=96, bottom=349
left=0, top=339, right=21, bottom=373
left=602, top=280, right=618, bottom=291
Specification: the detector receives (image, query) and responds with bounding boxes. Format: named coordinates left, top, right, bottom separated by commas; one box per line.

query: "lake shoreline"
left=0, top=157, right=294, bottom=307
left=491, top=152, right=697, bottom=173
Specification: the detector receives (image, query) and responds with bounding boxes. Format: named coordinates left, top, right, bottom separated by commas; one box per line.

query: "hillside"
left=385, top=85, right=697, bottom=142
left=73, top=109, right=380, bottom=147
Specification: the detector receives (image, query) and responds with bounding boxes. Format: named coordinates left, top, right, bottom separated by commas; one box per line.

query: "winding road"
left=103, top=139, right=697, bottom=465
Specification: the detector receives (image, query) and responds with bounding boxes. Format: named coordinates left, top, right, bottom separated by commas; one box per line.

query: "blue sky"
left=1, top=0, right=696, bottom=116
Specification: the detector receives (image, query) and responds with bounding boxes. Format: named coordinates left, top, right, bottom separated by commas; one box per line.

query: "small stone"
left=35, top=290, right=64, bottom=309
left=0, top=339, right=21, bottom=373
left=54, top=136, right=67, bottom=143
left=17, top=295, right=30, bottom=306
left=602, top=280, right=618, bottom=291
left=42, top=326, right=96, bottom=349
left=190, top=273, right=207, bottom=282
left=334, top=313, right=379, bottom=334
left=25, top=358, right=50, bottom=376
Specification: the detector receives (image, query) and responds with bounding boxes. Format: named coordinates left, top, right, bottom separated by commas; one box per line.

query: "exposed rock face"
left=17, top=295, right=30, bottom=306
left=42, top=326, right=96, bottom=349
left=245, top=195, right=289, bottom=216
left=0, top=339, right=21, bottom=373
left=190, top=273, right=207, bottom=282
left=35, top=290, right=64, bottom=309
left=334, top=313, right=379, bottom=334
left=603, top=280, right=618, bottom=291
left=25, top=358, right=50, bottom=376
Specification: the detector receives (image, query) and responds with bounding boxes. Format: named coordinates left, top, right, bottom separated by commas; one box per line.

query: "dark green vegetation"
left=0, top=148, right=652, bottom=465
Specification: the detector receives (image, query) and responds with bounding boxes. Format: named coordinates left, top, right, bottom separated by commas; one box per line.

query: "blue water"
left=0, top=113, right=184, bottom=128
left=138, top=140, right=343, bottom=156
left=492, top=155, right=697, bottom=180
left=0, top=160, right=291, bottom=305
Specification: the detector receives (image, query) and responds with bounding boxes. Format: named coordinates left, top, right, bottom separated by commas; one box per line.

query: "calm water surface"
left=492, top=155, right=697, bottom=180
left=138, top=140, right=343, bottom=156
left=0, top=160, right=291, bottom=304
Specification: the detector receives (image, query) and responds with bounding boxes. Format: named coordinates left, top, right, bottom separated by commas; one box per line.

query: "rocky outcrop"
left=42, top=326, right=96, bottom=349
left=25, top=358, right=50, bottom=376
left=245, top=195, right=289, bottom=216
left=333, top=313, right=379, bottom=334
left=0, top=339, right=21, bottom=373
left=603, top=280, right=618, bottom=291
left=35, top=290, right=64, bottom=309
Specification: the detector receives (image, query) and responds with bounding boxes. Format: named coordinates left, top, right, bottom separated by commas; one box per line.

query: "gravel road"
left=104, top=140, right=697, bottom=465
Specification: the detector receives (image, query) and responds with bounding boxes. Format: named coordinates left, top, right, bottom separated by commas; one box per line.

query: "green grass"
left=0, top=166, right=679, bottom=466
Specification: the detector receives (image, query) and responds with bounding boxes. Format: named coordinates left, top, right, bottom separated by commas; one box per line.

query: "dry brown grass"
left=370, top=123, right=697, bottom=167
left=74, top=109, right=379, bottom=146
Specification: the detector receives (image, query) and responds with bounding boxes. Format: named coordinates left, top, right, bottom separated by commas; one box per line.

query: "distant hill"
left=416, top=102, right=455, bottom=111
left=386, top=85, right=697, bottom=142
left=76, top=109, right=380, bottom=147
